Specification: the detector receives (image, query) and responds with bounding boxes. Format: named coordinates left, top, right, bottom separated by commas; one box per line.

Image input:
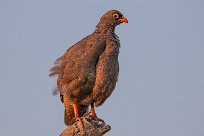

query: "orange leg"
left=90, top=103, right=104, bottom=122
left=90, top=103, right=96, bottom=117
left=73, top=103, right=79, bottom=118
left=72, top=103, right=84, bottom=130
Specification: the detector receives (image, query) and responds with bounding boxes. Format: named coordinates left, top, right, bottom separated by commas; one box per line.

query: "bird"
left=49, top=10, right=128, bottom=125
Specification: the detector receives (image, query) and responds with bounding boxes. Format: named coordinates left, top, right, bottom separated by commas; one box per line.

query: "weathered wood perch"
left=60, top=115, right=111, bottom=136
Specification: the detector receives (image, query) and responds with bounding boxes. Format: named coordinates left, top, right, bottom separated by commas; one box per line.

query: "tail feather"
left=64, top=109, right=73, bottom=126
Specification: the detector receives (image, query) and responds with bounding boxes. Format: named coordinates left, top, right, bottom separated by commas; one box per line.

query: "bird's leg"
left=90, top=103, right=104, bottom=123
left=72, top=103, right=84, bottom=130
left=73, top=103, right=79, bottom=118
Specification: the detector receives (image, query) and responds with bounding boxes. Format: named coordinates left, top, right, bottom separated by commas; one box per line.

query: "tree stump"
left=60, top=115, right=111, bottom=136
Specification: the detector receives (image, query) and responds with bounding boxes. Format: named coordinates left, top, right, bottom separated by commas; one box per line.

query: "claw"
left=76, top=117, right=84, bottom=131
left=90, top=103, right=105, bottom=124
left=70, top=103, right=84, bottom=130
left=90, top=115, right=105, bottom=123
left=67, top=117, right=84, bottom=131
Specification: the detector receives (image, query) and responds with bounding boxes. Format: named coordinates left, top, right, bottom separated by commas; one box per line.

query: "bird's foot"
left=68, top=117, right=84, bottom=128
left=72, top=117, right=84, bottom=131
left=90, top=115, right=105, bottom=125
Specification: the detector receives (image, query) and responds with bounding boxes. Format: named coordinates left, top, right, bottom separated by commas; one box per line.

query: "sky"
left=1, top=0, right=204, bottom=136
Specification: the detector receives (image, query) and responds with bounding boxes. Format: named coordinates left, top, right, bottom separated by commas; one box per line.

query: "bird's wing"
left=50, top=33, right=107, bottom=104
left=49, top=35, right=90, bottom=77
left=93, top=37, right=120, bottom=107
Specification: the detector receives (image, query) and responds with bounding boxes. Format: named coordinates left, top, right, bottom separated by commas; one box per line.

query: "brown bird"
left=50, top=10, right=128, bottom=125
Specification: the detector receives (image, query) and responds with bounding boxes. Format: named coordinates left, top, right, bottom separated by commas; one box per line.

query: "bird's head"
left=95, top=10, right=128, bottom=33
left=100, top=10, right=128, bottom=25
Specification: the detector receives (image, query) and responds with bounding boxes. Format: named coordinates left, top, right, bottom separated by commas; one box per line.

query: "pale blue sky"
left=1, top=0, right=204, bottom=136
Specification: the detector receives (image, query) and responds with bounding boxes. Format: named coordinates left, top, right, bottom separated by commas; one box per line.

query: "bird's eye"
left=112, top=13, right=119, bottom=19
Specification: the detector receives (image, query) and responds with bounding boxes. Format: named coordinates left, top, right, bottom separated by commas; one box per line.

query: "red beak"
left=119, top=16, right=128, bottom=23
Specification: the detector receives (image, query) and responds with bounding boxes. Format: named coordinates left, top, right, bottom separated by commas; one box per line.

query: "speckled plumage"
left=50, top=10, right=127, bottom=125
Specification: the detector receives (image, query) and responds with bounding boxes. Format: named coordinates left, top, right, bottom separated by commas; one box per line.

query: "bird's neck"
left=94, top=22, right=116, bottom=35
